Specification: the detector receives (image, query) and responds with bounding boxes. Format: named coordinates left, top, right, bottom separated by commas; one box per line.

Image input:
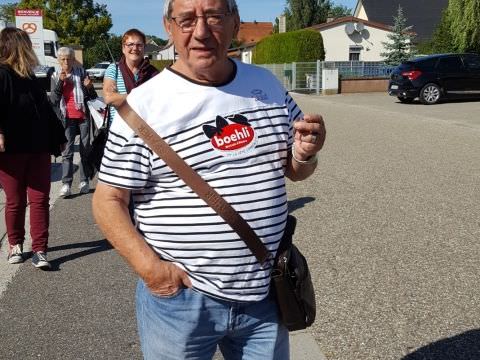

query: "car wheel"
left=420, top=83, right=441, bottom=105
left=397, top=96, right=414, bottom=104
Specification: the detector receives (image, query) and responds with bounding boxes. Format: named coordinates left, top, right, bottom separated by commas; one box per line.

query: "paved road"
left=288, top=93, right=480, bottom=360
left=0, top=92, right=479, bottom=360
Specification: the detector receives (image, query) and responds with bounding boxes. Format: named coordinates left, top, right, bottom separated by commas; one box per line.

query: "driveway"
left=287, top=93, right=480, bottom=360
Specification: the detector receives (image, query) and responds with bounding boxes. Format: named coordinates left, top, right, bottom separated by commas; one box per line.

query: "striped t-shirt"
left=98, top=59, right=303, bottom=302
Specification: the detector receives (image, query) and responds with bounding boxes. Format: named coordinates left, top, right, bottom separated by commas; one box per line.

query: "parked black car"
left=388, top=53, right=480, bottom=104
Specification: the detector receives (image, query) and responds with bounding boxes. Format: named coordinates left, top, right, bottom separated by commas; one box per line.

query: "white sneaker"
left=79, top=181, right=90, bottom=194
left=7, top=244, right=24, bottom=264
left=59, top=184, right=71, bottom=197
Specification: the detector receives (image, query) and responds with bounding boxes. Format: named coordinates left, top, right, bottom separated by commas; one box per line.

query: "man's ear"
left=164, top=17, right=173, bottom=38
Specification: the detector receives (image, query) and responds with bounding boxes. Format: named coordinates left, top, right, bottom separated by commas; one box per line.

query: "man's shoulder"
left=234, top=60, right=282, bottom=85
left=235, top=60, right=273, bottom=76
left=129, top=69, right=171, bottom=98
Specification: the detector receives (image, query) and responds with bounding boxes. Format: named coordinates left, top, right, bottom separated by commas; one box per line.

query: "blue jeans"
left=136, top=280, right=289, bottom=360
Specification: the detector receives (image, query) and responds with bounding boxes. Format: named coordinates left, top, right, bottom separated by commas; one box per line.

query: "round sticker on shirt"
left=203, top=114, right=257, bottom=156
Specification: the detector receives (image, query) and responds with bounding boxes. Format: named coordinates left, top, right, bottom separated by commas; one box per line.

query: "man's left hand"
left=293, top=114, right=326, bottom=160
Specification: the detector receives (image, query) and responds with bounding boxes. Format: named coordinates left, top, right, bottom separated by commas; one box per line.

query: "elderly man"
left=92, top=0, right=326, bottom=358
left=50, top=47, right=97, bottom=197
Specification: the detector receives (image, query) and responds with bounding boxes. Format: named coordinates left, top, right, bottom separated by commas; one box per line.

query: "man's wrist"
left=292, top=146, right=318, bottom=165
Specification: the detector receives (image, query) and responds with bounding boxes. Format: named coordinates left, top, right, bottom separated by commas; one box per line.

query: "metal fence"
left=258, top=61, right=394, bottom=93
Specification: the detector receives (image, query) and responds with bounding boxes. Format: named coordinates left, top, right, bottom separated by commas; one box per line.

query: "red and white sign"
left=212, top=124, right=255, bottom=151
left=15, top=9, right=43, bottom=17
left=15, top=9, right=45, bottom=64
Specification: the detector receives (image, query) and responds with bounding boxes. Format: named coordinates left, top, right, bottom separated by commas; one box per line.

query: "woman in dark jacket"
left=0, top=27, right=66, bottom=269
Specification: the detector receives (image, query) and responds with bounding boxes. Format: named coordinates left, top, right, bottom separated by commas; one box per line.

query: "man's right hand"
left=144, top=260, right=192, bottom=297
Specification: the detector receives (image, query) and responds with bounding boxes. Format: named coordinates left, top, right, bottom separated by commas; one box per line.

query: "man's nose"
left=193, top=16, right=211, bottom=39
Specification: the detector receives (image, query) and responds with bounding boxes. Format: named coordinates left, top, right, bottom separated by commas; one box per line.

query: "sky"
left=0, top=0, right=357, bottom=39
left=98, top=0, right=358, bottom=39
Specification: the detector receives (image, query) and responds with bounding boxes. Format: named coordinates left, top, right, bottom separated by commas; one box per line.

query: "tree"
left=282, top=0, right=352, bottom=31
left=273, top=17, right=279, bottom=33
left=443, top=0, right=480, bottom=53
left=83, top=34, right=122, bottom=68
left=253, top=29, right=324, bottom=64
left=429, top=8, right=455, bottom=53
left=0, top=2, right=16, bottom=25
left=147, top=35, right=168, bottom=47
left=328, top=5, right=352, bottom=18
left=380, top=5, right=417, bottom=66
left=15, top=0, right=112, bottom=48
left=284, top=0, right=331, bottom=31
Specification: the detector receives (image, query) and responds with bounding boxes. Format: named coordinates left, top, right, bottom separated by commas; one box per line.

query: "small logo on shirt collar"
left=251, top=89, right=268, bottom=101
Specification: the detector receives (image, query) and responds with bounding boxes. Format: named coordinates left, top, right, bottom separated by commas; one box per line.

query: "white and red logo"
left=203, top=114, right=256, bottom=154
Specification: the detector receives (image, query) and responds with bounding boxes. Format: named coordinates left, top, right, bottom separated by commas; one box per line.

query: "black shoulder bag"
left=115, top=101, right=316, bottom=331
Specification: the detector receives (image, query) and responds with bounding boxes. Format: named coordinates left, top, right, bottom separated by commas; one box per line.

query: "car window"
left=463, top=54, right=480, bottom=71
left=416, top=58, right=438, bottom=71
left=398, top=62, right=415, bottom=71
left=436, top=56, right=465, bottom=72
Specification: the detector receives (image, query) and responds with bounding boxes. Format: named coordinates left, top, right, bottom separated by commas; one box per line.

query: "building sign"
left=15, top=9, right=45, bottom=64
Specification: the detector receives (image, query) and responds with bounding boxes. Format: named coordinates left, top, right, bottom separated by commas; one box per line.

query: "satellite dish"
left=345, top=23, right=355, bottom=35
left=356, top=22, right=365, bottom=32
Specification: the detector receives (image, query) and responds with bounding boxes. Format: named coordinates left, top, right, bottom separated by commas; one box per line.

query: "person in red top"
left=50, top=47, right=97, bottom=197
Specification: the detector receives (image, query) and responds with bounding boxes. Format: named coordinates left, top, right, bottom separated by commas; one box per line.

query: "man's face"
left=58, top=54, right=74, bottom=72
left=164, top=0, right=239, bottom=82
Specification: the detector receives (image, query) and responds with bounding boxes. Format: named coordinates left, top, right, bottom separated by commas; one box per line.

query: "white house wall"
left=241, top=48, right=253, bottom=64
left=354, top=3, right=368, bottom=20
left=319, top=25, right=390, bottom=61
left=156, top=45, right=175, bottom=60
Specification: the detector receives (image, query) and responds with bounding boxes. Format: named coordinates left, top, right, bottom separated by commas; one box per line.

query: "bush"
left=252, top=30, right=325, bottom=64
left=150, top=60, right=174, bottom=72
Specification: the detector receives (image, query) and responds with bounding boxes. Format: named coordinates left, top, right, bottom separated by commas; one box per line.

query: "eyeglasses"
left=124, top=42, right=144, bottom=49
left=171, top=13, right=232, bottom=33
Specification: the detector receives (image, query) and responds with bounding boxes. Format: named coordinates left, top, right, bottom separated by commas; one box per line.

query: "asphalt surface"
left=289, top=93, right=480, bottom=360
left=0, top=92, right=479, bottom=360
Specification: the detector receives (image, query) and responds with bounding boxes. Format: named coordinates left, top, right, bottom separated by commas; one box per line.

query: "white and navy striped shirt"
left=99, top=60, right=303, bottom=302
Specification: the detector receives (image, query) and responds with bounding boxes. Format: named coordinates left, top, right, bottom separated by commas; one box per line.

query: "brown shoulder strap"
left=116, top=101, right=271, bottom=265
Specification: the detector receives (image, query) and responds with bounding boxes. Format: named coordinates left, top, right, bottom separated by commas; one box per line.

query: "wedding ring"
left=311, top=134, right=317, bottom=143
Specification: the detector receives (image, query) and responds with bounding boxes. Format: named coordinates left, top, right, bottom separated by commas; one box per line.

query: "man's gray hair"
left=163, top=0, right=238, bottom=19
left=57, top=46, right=75, bottom=58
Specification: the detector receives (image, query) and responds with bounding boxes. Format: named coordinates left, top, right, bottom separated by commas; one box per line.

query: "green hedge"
left=150, top=59, right=174, bottom=72
left=253, top=30, right=325, bottom=64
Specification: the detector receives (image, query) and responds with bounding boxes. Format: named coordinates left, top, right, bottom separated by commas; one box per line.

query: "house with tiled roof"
left=309, top=16, right=395, bottom=61
left=228, top=21, right=273, bottom=64
left=236, top=21, right=273, bottom=45
left=354, top=0, right=448, bottom=42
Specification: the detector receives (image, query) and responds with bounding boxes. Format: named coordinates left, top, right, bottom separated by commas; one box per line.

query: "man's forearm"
left=92, top=184, right=163, bottom=280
